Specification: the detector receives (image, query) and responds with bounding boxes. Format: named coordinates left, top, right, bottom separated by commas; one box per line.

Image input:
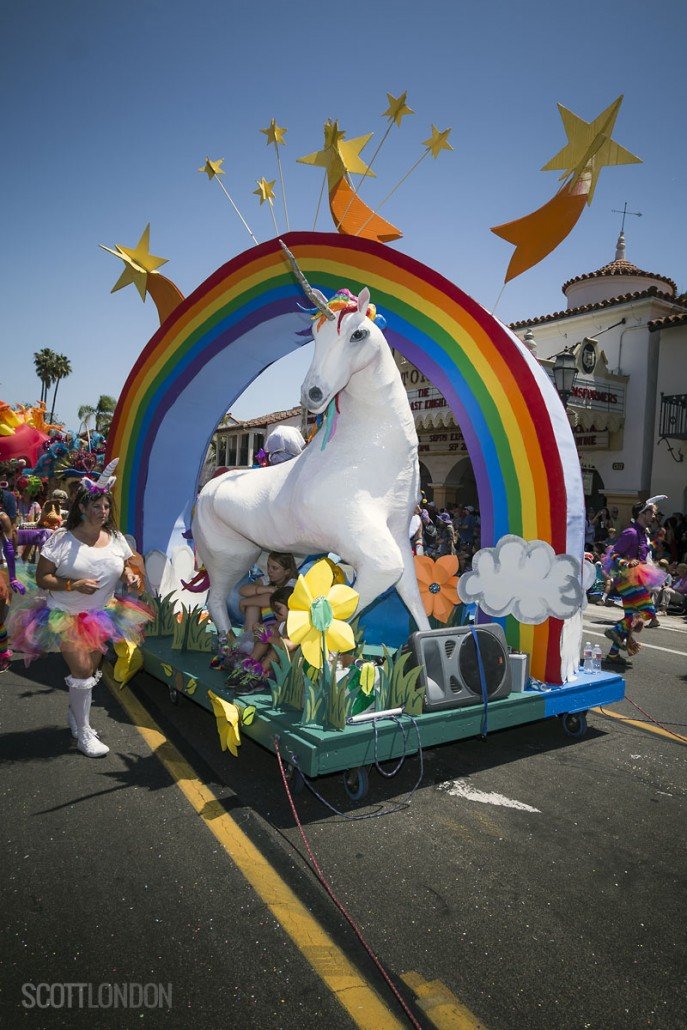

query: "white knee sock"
left=66, top=676, right=97, bottom=732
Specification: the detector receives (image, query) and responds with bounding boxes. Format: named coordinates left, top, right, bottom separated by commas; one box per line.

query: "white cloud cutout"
left=457, top=535, right=584, bottom=624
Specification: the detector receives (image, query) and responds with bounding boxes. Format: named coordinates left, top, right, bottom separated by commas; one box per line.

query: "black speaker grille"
left=458, top=632, right=507, bottom=696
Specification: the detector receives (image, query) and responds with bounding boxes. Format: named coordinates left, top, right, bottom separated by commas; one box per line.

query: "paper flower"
left=207, top=691, right=242, bottom=757
left=287, top=559, right=359, bottom=670
left=414, top=555, right=459, bottom=623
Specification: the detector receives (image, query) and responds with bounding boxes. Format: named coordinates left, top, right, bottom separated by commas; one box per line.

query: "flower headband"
left=81, top=458, right=119, bottom=496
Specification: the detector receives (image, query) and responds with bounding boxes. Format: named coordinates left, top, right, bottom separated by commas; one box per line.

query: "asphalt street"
left=1, top=605, right=685, bottom=1029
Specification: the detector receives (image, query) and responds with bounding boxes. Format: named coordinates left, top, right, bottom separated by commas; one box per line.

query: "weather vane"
left=612, top=201, right=642, bottom=234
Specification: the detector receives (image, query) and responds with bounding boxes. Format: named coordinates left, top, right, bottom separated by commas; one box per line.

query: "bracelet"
left=65, top=579, right=72, bottom=592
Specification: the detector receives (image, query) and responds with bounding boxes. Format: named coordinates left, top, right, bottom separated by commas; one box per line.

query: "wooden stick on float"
left=198, top=157, right=259, bottom=245
left=260, top=119, right=290, bottom=230
left=335, top=91, right=414, bottom=233
left=354, top=124, right=452, bottom=238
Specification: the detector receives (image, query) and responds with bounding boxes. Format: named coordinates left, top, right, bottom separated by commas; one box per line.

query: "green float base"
left=140, top=638, right=625, bottom=779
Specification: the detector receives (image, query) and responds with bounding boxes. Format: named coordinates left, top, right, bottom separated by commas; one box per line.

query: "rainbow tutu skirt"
left=8, top=594, right=153, bottom=663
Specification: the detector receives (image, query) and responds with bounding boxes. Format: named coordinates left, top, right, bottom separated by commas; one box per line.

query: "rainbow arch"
left=108, top=232, right=583, bottom=683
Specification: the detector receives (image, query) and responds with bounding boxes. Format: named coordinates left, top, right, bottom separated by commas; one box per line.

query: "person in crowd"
left=436, top=511, right=457, bottom=556
left=7, top=474, right=152, bottom=758
left=657, top=562, right=687, bottom=614
left=409, top=505, right=423, bottom=555
left=1, top=496, right=26, bottom=671
left=458, top=505, right=476, bottom=550
left=236, top=551, right=298, bottom=651
left=584, top=508, right=596, bottom=548
left=423, top=511, right=440, bottom=557
left=51, top=489, right=70, bottom=521
left=603, top=500, right=665, bottom=665
left=16, top=480, right=43, bottom=526
left=592, top=506, right=613, bottom=545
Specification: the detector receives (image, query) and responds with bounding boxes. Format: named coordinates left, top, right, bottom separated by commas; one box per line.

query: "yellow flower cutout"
left=287, top=559, right=359, bottom=670
left=360, top=661, right=376, bottom=696
left=207, top=691, right=241, bottom=757
left=414, top=554, right=459, bottom=623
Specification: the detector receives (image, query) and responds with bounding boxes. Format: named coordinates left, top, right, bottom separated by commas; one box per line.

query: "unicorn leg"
left=394, top=545, right=431, bottom=632
left=345, top=536, right=405, bottom=617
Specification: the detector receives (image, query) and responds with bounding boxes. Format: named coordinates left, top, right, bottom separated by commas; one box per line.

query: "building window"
left=238, top=433, right=250, bottom=466
left=659, top=394, right=687, bottom=440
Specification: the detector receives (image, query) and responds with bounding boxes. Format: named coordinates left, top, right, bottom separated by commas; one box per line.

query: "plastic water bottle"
left=582, top=641, right=593, bottom=674
left=593, top=644, right=602, bottom=673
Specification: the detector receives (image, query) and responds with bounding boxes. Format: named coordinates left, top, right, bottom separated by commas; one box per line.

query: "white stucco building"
left=510, top=232, right=687, bottom=519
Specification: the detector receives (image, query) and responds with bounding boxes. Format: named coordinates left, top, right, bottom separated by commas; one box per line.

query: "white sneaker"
left=77, top=728, right=109, bottom=758
left=68, top=708, right=100, bottom=740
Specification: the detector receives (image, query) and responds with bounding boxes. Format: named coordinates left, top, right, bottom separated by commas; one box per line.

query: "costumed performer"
left=603, top=498, right=666, bottom=666
left=7, top=467, right=152, bottom=758
left=1, top=498, right=26, bottom=671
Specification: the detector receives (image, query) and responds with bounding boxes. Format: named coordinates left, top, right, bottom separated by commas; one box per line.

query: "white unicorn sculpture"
left=193, top=244, right=431, bottom=640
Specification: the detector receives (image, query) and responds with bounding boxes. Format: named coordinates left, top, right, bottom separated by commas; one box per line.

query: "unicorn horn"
left=279, top=240, right=335, bottom=321
left=97, top=457, right=119, bottom=485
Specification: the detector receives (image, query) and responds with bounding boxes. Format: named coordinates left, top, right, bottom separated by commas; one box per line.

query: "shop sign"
left=573, top=429, right=609, bottom=449
left=546, top=369, right=626, bottom=415
left=418, top=430, right=467, bottom=454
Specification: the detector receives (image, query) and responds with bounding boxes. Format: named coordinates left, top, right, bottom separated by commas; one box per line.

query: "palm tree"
left=33, top=347, right=57, bottom=406
left=49, top=354, right=72, bottom=422
left=77, top=403, right=96, bottom=446
left=94, top=394, right=116, bottom=433
left=78, top=395, right=117, bottom=442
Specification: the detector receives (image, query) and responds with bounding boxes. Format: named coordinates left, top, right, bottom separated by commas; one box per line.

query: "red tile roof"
left=509, top=285, right=684, bottom=330
left=648, top=312, right=687, bottom=331
left=217, top=406, right=301, bottom=431
left=562, top=259, right=677, bottom=296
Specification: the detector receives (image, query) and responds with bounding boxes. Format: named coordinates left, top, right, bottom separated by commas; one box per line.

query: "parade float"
left=101, top=95, right=635, bottom=797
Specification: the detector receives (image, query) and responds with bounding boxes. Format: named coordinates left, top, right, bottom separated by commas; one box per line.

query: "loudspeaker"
left=410, top=625, right=512, bottom=712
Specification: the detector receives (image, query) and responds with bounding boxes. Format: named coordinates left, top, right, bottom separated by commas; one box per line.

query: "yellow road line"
left=401, top=972, right=486, bottom=1029
left=103, top=666, right=403, bottom=1029
left=593, top=706, right=687, bottom=744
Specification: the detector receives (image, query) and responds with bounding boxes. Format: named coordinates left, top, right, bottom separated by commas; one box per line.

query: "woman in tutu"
left=603, top=499, right=666, bottom=665
left=8, top=464, right=152, bottom=757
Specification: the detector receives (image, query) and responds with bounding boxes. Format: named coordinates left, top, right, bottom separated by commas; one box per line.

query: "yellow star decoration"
left=253, top=177, right=276, bottom=205
left=422, top=125, right=454, bottom=159
left=100, top=224, right=168, bottom=302
left=198, top=156, right=225, bottom=180
left=298, top=122, right=376, bottom=184
left=286, top=559, right=359, bottom=670
left=323, top=118, right=346, bottom=148
left=260, top=118, right=287, bottom=146
left=541, top=95, right=641, bottom=206
left=207, top=691, right=242, bottom=756
left=383, top=91, right=414, bottom=127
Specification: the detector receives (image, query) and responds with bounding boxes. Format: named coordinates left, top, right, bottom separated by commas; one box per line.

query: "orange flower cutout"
left=414, top=555, right=459, bottom=623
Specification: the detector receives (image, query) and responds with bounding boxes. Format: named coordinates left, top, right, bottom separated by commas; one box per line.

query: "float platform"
left=138, top=639, right=625, bottom=786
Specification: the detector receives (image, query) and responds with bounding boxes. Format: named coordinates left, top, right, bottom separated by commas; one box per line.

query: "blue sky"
left=1, top=0, right=685, bottom=429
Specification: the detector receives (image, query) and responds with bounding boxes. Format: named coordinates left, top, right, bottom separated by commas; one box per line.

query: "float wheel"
left=285, top=763, right=305, bottom=795
left=168, top=685, right=180, bottom=705
left=562, top=712, right=588, bottom=738
left=343, top=766, right=370, bottom=801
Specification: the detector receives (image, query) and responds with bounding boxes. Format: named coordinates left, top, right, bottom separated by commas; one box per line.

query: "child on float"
left=235, top=551, right=298, bottom=652
left=248, top=585, right=297, bottom=676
